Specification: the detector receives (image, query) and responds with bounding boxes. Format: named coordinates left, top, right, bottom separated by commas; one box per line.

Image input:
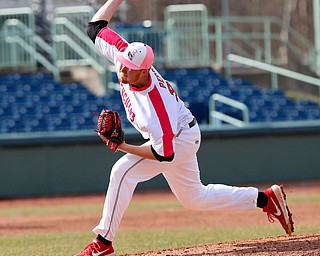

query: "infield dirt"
left=126, top=234, right=320, bottom=256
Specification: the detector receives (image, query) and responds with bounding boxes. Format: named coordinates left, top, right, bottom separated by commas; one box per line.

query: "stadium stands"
left=0, top=72, right=125, bottom=133
left=1, top=5, right=318, bottom=133
left=1, top=69, right=320, bottom=133
left=159, top=68, right=320, bottom=124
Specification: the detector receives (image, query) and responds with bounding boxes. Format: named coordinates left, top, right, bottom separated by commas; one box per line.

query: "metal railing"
left=0, top=7, right=36, bottom=70
left=208, top=16, right=316, bottom=72
left=2, top=18, right=59, bottom=80
left=209, top=93, right=250, bottom=127
left=53, top=6, right=95, bottom=33
left=164, top=4, right=210, bottom=67
left=314, top=0, right=320, bottom=77
left=226, top=54, right=320, bottom=103
left=0, top=5, right=318, bottom=85
left=52, top=7, right=110, bottom=87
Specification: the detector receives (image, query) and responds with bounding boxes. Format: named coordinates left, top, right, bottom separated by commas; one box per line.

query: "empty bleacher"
left=1, top=68, right=320, bottom=134
left=159, top=68, right=320, bottom=124
left=0, top=72, right=125, bottom=133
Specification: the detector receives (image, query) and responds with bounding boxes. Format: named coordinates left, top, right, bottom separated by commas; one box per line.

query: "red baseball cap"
left=115, top=42, right=154, bottom=70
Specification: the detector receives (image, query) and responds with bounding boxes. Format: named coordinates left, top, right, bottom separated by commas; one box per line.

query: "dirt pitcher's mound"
left=127, top=234, right=319, bottom=256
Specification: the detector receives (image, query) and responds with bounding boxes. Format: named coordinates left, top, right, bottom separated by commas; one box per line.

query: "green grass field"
left=0, top=192, right=319, bottom=256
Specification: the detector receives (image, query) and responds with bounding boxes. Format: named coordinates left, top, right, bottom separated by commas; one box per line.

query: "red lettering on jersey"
left=166, top=81, right=179, bottom=102
left=159, top=81, right=166, bottom=88
left=151, top=68, right=178, bottom=102
left=120, top=85, right=135, bottom=122
left=152, top=67, right=166, bottom=88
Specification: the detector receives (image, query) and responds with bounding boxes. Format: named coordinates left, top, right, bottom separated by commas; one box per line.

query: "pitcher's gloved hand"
left=95, top=109, right=124, bottom=152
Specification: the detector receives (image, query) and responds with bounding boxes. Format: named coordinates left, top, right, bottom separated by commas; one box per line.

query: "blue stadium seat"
left=187, top=102, right=209, bottom=124
left=30, top=117, right=48, bottom=132
left=1, top=70, right=320, bottom=133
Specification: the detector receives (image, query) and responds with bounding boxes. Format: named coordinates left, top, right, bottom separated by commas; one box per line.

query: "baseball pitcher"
left=75, top=1, right=294, bottom=255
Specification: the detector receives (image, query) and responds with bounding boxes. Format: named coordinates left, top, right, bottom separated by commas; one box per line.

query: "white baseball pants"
left=93, top=124, right=258, bottom=241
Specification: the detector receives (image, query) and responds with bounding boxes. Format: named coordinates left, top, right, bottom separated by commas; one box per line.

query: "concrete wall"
left=1, top=121, right=320, bottom=198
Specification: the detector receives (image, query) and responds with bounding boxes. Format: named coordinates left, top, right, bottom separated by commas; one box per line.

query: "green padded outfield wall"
left=0, top=122, right=319, bottom=198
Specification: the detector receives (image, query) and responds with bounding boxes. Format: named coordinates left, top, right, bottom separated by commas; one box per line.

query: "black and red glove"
left=95, top=109, right=124, bottom=152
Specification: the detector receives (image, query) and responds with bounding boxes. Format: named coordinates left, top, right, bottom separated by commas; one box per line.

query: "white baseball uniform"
left=91, top=26, right=258, bottom=241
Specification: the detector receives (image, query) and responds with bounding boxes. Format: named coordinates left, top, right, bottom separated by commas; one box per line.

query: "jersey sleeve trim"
left=87, top=20, right=109, bottom=43
left=151, top=146, right=174, bottom=162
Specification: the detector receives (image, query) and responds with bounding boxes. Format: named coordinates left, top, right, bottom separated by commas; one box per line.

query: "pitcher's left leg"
left=163, top=126, right=258, bottom=211
left=164, top=158, right=258, bottom=211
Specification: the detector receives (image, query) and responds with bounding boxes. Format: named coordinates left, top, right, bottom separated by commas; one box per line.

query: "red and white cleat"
left=263, top=184, right=294, bottom=235
left=75, top=237, right=116, bottom=256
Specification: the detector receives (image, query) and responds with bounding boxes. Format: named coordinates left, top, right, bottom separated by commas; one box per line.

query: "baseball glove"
left=95, top=109, right=124, bottom=152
